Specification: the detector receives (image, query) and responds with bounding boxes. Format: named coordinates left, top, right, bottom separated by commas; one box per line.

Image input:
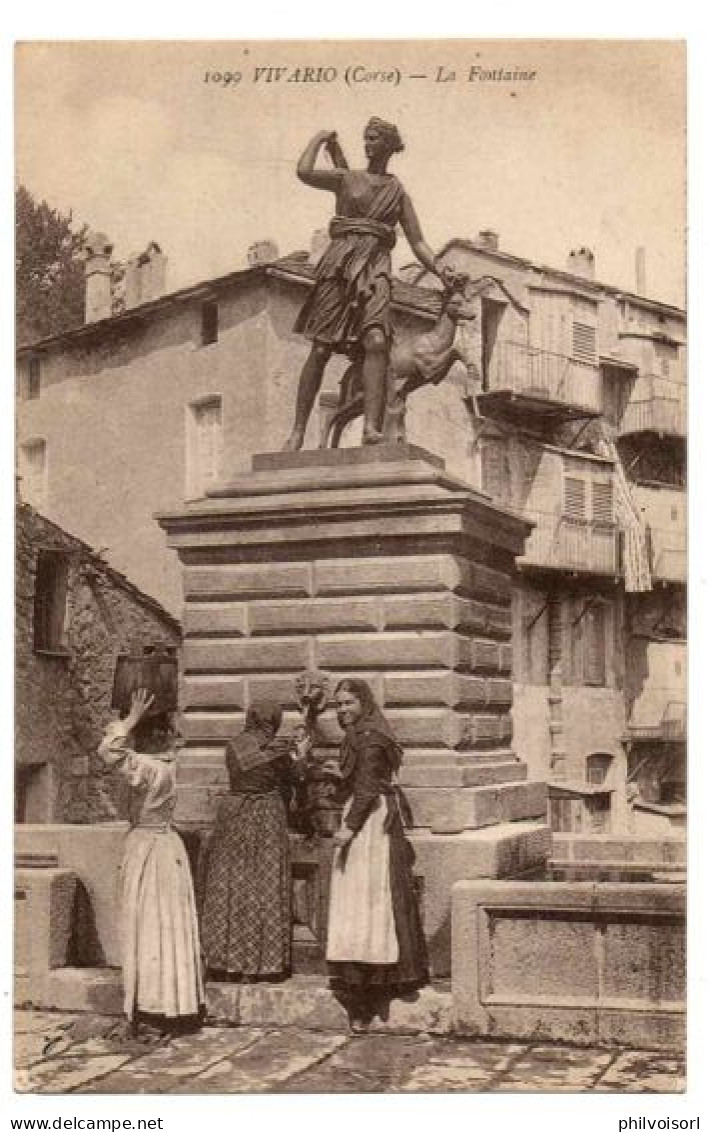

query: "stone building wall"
left=16, top=503, right=181, bottom=823
left=16, top=267, right=439, bottom=614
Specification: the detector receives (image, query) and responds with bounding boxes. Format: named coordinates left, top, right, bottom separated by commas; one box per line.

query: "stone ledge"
left=252, top=443, right=446, bottom=473
left=27, top=968, right=453, bottom=1036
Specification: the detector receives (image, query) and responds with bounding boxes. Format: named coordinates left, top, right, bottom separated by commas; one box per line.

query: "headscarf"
left=228, top=698, right=284, bottom=773
left=335, top=678, right=403, bottom=778
left=365, top=117, right=405, bottom=155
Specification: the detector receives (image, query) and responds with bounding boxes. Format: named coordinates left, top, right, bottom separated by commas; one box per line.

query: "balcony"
left=519, top=509, right=621, bottom=576
left=478, top=340, right=602, bottom=422
left=627, top=700, right=686, bottom=744
left=632, top=484, right=686, bottom=586
left=647, top=527, right=686, bottom=585
left=619, top=376, right=686, bottom=440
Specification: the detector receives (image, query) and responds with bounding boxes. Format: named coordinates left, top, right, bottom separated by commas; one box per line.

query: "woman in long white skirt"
left=98, top=689, right=204, bottom=1037
left=327, top=678, right=428, bottom=1032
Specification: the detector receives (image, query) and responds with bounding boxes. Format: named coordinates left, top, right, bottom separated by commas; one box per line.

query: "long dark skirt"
left=328, top=814, right=428, bottom=991
left=201, top=792, right=291, bottom=977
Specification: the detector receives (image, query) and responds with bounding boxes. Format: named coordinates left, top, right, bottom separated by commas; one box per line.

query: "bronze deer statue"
left=321, top=271, right=477, bottom=448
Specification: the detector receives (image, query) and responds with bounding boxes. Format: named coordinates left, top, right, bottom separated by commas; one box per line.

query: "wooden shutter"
left=583, top=603, right=606, bottom=686
left=22, top=440, right=47, bottom=510
left=572, top=321, right=597, bottom=364
left=564, top=476, right=586, bottom=519
left=33, top=551, right=68, bottom=651
left=591, top=480, right=613, bottom=523
left=201, top=300, right=219, bottom=345
left=28, top=358, right=41, bottom=399
left=586, top=753, right=613, bottom=785
left=547, top=596, right=563, bottom=679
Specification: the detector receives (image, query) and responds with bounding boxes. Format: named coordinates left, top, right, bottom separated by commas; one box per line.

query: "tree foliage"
left=16, top=185, right=88, bottom=346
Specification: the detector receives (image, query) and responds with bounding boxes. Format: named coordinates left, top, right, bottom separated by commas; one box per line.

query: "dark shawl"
left=337, top=679, right=402, bottom=779
left=228, top=699, right=284, bottom=774
left=337, top=679, right=412, bottom=834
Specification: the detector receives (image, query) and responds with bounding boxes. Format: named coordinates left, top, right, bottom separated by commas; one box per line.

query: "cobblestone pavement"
left=14, top=1011, right=686, bottom=1094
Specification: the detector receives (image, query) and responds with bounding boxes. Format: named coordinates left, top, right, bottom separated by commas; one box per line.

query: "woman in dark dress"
left=201, top=699, right=302, bottom=981
left=284, top=117, right=449, bottom=450
left=326, top=678, right=428, bottom=1031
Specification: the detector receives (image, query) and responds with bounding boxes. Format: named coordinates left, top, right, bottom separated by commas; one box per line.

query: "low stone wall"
left=15, top=867, right=76, bottom=1007
left=552, top=834, right=686, bottom=870
left=452, top=879, right=685, bottom=1050
left=15, top=823, right=129, bottom=966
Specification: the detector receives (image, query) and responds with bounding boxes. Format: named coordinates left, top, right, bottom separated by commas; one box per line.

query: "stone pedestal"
left=158, top=445, right=551, bottom=975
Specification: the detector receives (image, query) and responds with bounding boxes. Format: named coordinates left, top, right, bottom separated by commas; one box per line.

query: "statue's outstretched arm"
left=400, top=193, right=442, bottom=278
left=297, top=131, right=347, bottom=191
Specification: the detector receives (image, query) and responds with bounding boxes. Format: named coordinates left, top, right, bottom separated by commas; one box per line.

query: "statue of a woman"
left=284, top=118, right=448, bottom=450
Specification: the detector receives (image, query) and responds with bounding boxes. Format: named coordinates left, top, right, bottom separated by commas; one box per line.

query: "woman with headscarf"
left=201, top=699, right=303, bottom=981
left=283, top=116, right=450, bottom=450
left=327, top=678, right=428, bottom=1031
left=97, top=688, right=204, bottom=1038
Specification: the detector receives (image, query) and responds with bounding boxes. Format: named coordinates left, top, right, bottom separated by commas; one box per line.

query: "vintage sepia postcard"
left=13, top=39, right=689, bottom=1105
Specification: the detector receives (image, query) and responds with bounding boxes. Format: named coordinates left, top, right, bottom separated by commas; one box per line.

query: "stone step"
left=32, top=968, right=453, bottom=1036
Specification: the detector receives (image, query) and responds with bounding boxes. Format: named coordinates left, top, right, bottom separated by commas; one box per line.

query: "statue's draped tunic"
left=294, top=170, right=405, bottom=354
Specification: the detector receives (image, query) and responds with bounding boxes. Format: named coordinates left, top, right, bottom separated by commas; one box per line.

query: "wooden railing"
left=487, top=340, right=602, bottom=413
left=628, top=700, right=686, bottom=742
left=647, top=526, right=686, bottom=584
left=520, top=509, right=620, bottom=575
left=619, top=376, right=686, bottom=438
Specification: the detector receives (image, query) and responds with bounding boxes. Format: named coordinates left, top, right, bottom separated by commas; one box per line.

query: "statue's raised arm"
left=297, top=130, right=348, bottom=191
left=283, top=118, right=447, bottom=451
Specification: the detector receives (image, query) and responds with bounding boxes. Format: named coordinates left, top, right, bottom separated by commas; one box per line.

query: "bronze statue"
left=322, top=271, right=477, bottom=448
left=283, top=118, right=450, bottom=450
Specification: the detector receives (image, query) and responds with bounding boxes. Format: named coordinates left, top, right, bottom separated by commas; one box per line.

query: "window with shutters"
left=583, top=603, right=606, bottom=686
left=572, top=322, right=597, bottom=364
left=592, top=480, right=613, bottom=523
left=585, top=791, right=611, bottom=833
left=26, top=358, right=41, bottom=400
left=549, top=796, right=575, bottom=834
left=201, top=300, right=219, bottom=346
left=563, top=476, right=586, bottom=519
left=33, top=550, right=69, bottom=653
left=586, top=752, right=613, bottom=785
left=656, top=342, right=676, bottom=379
left=19, top=439, right=48, bottom=511
left=186, top=397, right=222, bottom=498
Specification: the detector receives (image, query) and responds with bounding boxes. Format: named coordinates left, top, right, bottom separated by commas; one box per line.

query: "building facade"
left=15, top=501, right=181, bottom=824
left=16, top=232, right=686, bottom=835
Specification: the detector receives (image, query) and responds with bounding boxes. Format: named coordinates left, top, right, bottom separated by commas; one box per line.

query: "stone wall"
left=16, top=503, right=180, bottom=822
left=452, top=878, right=685, bottom=1050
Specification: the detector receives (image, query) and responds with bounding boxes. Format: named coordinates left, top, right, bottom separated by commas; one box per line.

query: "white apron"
left=326, top=797, right=399, bottom=964
left=121, top=824, right=204, bottom=1018
left=99, top=723, right=205, bottom=1018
